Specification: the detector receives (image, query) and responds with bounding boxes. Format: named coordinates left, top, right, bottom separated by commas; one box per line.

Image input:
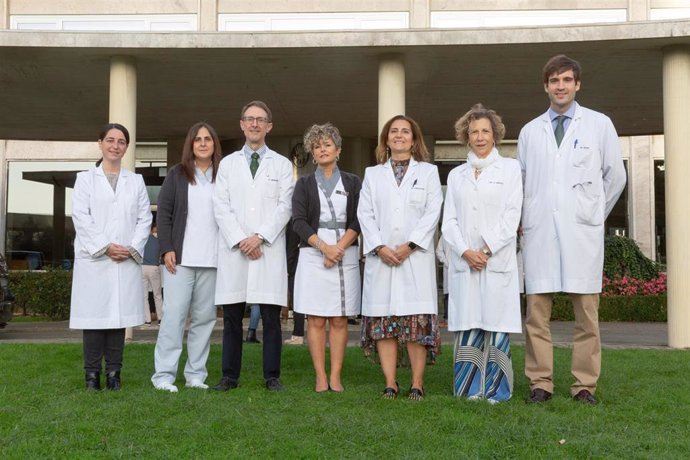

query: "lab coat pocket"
left=572, top=175, right=604, bottom=226
left=486, top=247, right=514, bottom=274
left=451, top=250, right=469, bottom=273
left=408, top=187, right=426, bottom=207
left=571, top=146, right=595, bottom=169
left=263, top=174, right=279, bottom=199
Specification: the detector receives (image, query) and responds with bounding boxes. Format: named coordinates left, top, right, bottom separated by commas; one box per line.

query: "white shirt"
left=181, top=166, right=218, bottom=268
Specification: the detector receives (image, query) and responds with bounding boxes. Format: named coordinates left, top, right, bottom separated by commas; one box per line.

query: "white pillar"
left=378, top=56, right=405, bottom=134
left=662, top=46, right=690, bottom=348
left=109, top=56, right=137, bottom=172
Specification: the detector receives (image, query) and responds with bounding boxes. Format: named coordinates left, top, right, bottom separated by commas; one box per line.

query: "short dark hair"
left=240, top=100, right=272, bottom=122
left=542, top=54, right=581, bottom=84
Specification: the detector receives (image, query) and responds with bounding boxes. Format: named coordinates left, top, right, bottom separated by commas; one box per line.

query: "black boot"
left=85, top=372, right=101, bottom=391
left=106, top=371, right=121, bottom=391
left=245, top=329, right=260, bottom=343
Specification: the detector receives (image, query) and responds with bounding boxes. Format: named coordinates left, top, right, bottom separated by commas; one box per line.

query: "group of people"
left=69, top=54, right=626, bottom=405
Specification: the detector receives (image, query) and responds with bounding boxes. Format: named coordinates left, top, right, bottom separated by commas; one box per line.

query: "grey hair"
left=303, top=122, right=343, bottom=153
left=454, top=103, right=506, bottom=145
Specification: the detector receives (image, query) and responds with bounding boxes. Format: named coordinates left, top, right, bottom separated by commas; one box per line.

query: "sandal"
left=382, top=382, right=399, bottom=399
left=408, top=387, right=425, bottom=401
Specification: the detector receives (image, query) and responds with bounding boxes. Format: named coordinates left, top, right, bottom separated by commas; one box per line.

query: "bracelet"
left=315, top=237, right=324, bottom=253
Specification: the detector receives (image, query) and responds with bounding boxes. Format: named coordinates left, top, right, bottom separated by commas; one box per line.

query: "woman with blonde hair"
left=442, top=104, right=522, bottom=402
left=292, top=122, right=362, bottom=393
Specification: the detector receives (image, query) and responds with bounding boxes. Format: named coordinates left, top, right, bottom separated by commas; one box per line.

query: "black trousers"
left=83, top=329, right=125, bottom=373
left=222, top=303, right=282, bottom=381
left=292, top=311, right=305, bottom=337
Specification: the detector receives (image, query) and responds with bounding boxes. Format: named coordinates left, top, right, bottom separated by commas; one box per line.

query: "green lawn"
left=1, top=343, right=689, bottom=459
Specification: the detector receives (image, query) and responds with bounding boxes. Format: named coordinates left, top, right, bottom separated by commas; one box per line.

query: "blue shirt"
left=142, top=234, right=160, bottom=266
left=548, top=102, right=577, bottom=134
left=243, top=144, right=267, bottom=169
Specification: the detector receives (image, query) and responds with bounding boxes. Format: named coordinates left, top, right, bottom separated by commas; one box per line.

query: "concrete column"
left=378, top=56, right=406, bottom=135
left=409, top=0, right=430, bottom=28
left=198, top=0, right=218, bottom=31
left=662, top=46, right=690, bottom=348
left=627, top=0, right=650, bottom=21
left=628, top=136, right=655, bottom=259
left=1, top=0, right=8, bottom=29
left=0, top=140, right=7, bottom=254
left=109, top=56, right=137, bottom=172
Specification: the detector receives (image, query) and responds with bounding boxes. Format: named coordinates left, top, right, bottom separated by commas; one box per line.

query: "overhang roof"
left=1, top=20, right=689, bottom=142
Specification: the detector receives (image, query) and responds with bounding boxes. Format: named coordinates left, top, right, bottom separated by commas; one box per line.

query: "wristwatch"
left=408, top=242, right=418, bottom=251
left=372, top=245, right=383, bottom=256
left=481, top=247, right=491, bottom=257
left=255, top=233, right=265, bottom=243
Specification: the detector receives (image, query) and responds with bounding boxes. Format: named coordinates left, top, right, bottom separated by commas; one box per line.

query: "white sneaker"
left=283, top=335, right=304, bottom=345
left=154, top=382, right=178, bottom=393
left=185, top=380, right=209, bottom=390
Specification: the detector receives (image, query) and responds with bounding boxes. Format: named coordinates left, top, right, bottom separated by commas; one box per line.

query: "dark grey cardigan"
left=156, top=164, right=192, bottom=264
left=291, top=170, right=361, bottom=248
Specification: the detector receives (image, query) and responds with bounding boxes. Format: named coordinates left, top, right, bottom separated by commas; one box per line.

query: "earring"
left=336, top=155, right=340, bottom=162
left=386, top=146, right=391, bottom=155
left=312, top=158, right=317, bottom=165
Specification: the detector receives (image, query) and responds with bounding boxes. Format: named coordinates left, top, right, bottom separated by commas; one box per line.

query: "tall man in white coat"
left=212, top=101, right=294, bottom=392
left=518, top=55, right=626, bottom=405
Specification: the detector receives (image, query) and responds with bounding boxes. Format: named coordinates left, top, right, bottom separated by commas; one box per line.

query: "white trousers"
left=151, top=265, right=217, bottom=386
left=142, top=264, right=164, bottom=322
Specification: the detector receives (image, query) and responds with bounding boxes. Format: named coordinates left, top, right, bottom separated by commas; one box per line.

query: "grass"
left=1, top=343, right=689, bottom=459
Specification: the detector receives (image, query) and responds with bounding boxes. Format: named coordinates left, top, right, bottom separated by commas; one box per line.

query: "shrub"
left=604, top=235, right=661, bottom=280
left=9, top=268, right=72, bottom=320
left=552, top=293, right=667, bottom=322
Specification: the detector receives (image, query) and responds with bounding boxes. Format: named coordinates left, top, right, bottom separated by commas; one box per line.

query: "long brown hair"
left=180, top=122, right=222, bottom=184
left=375, top=115, right=429, bottom=165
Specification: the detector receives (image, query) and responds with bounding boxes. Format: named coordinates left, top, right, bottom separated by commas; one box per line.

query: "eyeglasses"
left=241, top=116, right=270, bottom=125
left=102, top=138, right=127, bottom=146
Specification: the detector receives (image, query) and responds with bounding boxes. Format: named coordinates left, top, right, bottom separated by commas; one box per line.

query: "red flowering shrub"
left=601, top=272, right=667, bottom=297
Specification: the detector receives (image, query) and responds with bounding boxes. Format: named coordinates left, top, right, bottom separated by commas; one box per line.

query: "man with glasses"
left=213, top=101, right=295, bottom=392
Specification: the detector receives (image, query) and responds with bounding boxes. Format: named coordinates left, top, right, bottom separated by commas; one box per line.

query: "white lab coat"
left=441, top=154, right=523, bottom=333
left=213, top=148, right=294, bottom=306
left=358, top=159, right=443, bottom=316
left=435, top=237, right=449, bottom=295
left=517, top=103, right=627, bottom=294
left=69, top=166, right=152, bottom=329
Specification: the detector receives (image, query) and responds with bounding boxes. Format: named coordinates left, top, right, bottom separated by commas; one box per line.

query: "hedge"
left=551, top=293, right=667, bottom=322
left=9, top=268, right=72, bottom=320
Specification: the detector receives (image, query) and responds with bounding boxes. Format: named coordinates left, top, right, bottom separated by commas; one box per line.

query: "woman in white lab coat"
left=358, top=115, right=443, bottom=401
left=70, top=123, right=152, bottom=391
left=292, top=123, right=361, bottom=393
left=442, top=104, right=522, bottom=403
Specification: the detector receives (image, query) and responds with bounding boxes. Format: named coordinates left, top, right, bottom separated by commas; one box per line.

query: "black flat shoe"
left=213, top=376, right=239, bottom=392
left=266, top=378, right=286, bottom=392
left=408, top=387, right=425, bottom=401
left=85, top=372, right=100, bottom=391
left=382, top=382, right=399, bottom=399
left=106, top=371, right=121, bottom=391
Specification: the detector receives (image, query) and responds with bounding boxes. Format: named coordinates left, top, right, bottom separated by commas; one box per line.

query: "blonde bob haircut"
left=303, top=122, right=342, bottom=154
left=375, top=114, right=429, bottom=165
left=454, top=103, right=506, bottom=146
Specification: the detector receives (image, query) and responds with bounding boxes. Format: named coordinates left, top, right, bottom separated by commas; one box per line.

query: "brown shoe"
left=573, top=389, right=598, bottom=405
left=527, top=388, right=552, bottom=403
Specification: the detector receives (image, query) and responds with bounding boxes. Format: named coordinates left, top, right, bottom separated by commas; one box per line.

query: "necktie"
left=250, top=152, right=259, bottom=178
left=554, top=115, right=565, bottom=147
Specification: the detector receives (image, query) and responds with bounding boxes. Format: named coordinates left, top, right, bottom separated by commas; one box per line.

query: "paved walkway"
left=0, top=317, right=670, bottom=349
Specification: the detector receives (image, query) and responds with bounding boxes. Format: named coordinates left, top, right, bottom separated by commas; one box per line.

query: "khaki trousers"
left=524, top=293, right=601, bottom=395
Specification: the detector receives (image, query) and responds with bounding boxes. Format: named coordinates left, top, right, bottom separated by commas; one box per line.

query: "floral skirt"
left=360, top=314, right=441, bottom=364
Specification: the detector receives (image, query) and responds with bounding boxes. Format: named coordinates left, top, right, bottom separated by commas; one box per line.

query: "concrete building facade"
left=1, top=1, right=689, bottom=346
